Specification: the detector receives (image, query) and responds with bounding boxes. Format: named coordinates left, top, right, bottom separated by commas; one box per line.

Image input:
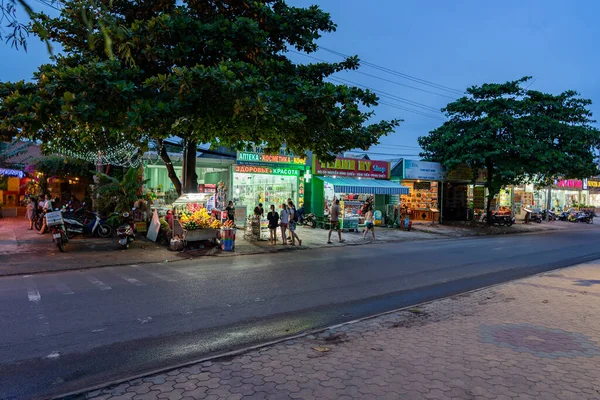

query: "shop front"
left=551, top=179, right=584, bottom=211
left=310, top=157, right=408, bottom=229
left=232, top=149, right=307, bottom=224
left=585, top=178, right=600, bottom=212
left=391, top=159, right=443, bottom=222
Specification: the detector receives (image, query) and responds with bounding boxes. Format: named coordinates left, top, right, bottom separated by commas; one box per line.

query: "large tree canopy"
left=1, top=0, right=400, bottom=194
left=418, top=77, right=600, bottom=219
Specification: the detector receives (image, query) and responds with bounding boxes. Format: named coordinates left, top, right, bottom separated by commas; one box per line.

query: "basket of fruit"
left=179, top=204, right=222, bottom=243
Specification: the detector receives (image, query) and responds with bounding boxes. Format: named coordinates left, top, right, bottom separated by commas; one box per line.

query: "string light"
left=46, top=139, right=142, bottom=167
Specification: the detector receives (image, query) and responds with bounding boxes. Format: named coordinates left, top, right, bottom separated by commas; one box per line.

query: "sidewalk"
left=1, top=216, right=598, bottom=277
left=81, top=261, right=600, bottom=400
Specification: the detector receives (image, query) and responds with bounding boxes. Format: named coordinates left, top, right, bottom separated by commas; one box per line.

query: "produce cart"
left=183, top=228, right=219, bottom=245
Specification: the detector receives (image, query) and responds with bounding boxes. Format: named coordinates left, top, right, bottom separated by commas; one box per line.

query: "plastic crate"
left=46, top=211, right=64, bottom=227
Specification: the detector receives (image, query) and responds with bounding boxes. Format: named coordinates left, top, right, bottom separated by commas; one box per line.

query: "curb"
left=54, top=260, right=593, bottom=400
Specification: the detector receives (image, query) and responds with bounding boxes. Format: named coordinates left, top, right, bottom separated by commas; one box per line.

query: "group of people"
left=24, top=194, right=82, bottom=233
left=261, top=199, right=302, bottom=246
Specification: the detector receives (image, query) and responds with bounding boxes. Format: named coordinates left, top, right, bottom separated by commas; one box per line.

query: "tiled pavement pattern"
left=85, top=262, right=600, bottom=400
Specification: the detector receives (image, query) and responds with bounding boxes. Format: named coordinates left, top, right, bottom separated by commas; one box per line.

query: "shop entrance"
left=233, top=173, right=298, bottom=216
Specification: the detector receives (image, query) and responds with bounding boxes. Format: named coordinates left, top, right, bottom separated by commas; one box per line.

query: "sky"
left=1, top=0, right=600, bottom=162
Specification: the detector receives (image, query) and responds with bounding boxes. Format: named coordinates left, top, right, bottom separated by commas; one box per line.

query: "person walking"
left=287, top=200, right=302, bottom=246
left=363, top=208, right=375, bottom=241
left=279, top=203, right=289, bottom=245
left=25, top=196, right=36, bottom=230
left=328, top=199, right=344, bottom=244
left=267, top=205, right=279, bottom=245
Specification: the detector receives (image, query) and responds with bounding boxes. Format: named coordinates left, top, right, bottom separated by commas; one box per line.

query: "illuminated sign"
left=234, top=165, right=300, bottom=176
left=313, top=157, right=390, bottom=179
left=587, top=179, right=600, bottom=188
left=554, top=179, right=583, bottom=189
left=236, top=151, right=306, bottom=166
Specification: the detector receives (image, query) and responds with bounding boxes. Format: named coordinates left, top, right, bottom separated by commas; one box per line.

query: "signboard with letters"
left=234, top=164, right=300, bottom=176
left=236, top=149, right=306, bottom=167
left=313, top=157, right=390, bottom=179
left=402, top=159, right=443, bottom=181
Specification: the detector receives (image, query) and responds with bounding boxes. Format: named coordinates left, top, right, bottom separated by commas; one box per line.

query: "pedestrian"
left=328, top=199, right=345, bottom=244
left=363, top=208, right=375, bottom=240
left=287, top=200, right=302, bottom=246
left=226, top=201, right=235, bottom=222
left=267, top=205, right=279, bottom=245
left=254, top=203, right=264, bottom=218
left=280, top=203, right=289, bottom=245
left=38, top=194, right=53, bottom=234
left=25, top=196, right=36, bottom=230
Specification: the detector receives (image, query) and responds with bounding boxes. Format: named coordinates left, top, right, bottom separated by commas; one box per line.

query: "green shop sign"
left=237, top=151, right=306, bottom=166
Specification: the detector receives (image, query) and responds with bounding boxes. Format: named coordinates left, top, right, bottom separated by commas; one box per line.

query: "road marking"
left=120, top=275, right=146, bottom=286
left=54, top=282, right=74, bottom=295
left=492, top=247, right=504, bottom=250
left=27, top=288, right=41, bottom=303
left=86, top=275, right=112, bottom=291
left=132, top=265, right=177, bottom=282
left=46, top=351, right=60, bottom=359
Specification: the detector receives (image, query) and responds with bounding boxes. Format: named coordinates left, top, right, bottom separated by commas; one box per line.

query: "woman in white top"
left=279, top=203, right=289, bottom=245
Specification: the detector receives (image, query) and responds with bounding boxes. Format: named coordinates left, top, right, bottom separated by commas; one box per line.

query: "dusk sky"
left=1, top=0, right=599, bottom=161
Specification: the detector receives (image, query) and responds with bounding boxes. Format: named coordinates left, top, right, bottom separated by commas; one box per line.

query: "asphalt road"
left=1, top=230, right=600, bottom=399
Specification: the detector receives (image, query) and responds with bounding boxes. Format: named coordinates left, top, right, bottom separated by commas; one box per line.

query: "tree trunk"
left=184, top=140, right=198, bottom=193
left=157, top=139, right=183, bottom=196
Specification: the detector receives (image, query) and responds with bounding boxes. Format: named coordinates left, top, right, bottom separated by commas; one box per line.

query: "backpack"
left=292, top=207, right=299, bottom=222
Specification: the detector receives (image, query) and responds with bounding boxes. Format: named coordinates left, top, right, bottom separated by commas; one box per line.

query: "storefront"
left=310, top=157, right=408, bottom=229
left=0, top=168, right=27, bottom=216
left=551, top=179, right=584, bottom=211
left=444, top=165, right=487, bottom=221
left=391, top=159, right=443, bottom=222
left=231, top=149, right=307, bottom=222
left=585, top=178, right=600, bottom=211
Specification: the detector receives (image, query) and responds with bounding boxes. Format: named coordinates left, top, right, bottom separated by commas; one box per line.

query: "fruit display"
left=179, top=204, right=222, bottom=230
left=222, top=220, right=235, bottom=228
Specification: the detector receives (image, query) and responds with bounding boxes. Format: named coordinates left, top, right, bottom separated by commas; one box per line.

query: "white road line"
left=54, top=282, right=74, bottom=295
left=132, top=265, right=177, bottom=282
left=27, top=288, right=41, bottom=303
left=86, top=275, right=112, bottom=291
left=120, top=275, right=146, bottom=286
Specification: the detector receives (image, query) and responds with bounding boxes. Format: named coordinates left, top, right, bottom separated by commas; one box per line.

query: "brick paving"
left=83, top=261, right=600, bottom=400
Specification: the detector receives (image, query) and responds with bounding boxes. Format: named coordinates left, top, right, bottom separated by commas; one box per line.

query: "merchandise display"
left=400, top=181, right=439, bottom=210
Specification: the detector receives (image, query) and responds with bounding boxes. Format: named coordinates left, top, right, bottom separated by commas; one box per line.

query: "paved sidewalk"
left=81, top=262, right=600, bottom=400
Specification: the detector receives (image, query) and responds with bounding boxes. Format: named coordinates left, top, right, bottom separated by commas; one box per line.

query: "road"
left=1, top=230, right=600, bottom=399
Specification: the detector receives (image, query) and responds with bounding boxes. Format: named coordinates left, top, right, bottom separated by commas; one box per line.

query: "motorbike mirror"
left=123, top=212, right=130, bottom=218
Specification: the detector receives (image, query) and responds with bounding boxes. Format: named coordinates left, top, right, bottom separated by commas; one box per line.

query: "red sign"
left=555, top=179, right=583, bottom=189
left=313, top=157, right=390, bottom=179
left=198, top=184, right=216, bottom=193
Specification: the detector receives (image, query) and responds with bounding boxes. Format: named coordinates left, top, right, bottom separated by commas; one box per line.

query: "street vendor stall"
left=172, top=193, right=222, bottom=246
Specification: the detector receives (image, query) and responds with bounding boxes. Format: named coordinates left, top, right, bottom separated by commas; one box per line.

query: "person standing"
left=254, top=203, right=264, bottom=217
left=226, top=201, right=235, bottom=222
left=267, top=205, right=279, bottom=245
left=363, top=208, right=375, bottom=241
left=38, top=195, right=53, bottom=234
left=25, top=196, right=36, bottom=230
left=287, top=200, right=302, bottom=246
left=280, top=203, right=289, bottom=245
left=328, top=199, right=344, bottom=244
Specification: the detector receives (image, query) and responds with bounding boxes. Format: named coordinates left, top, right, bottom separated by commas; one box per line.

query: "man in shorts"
left=328, top=199, right=345, bottom=244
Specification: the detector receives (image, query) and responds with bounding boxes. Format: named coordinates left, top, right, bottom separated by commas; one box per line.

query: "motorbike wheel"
left=97, top=224, right=112, bottom=238
left=505, top=220, right=513, bottom=227
left=310, top=220, right=317, bottom=229
left=64, top=223, right=77, bottom=240
left=56, top=238, right=65, bottom=252
left=34, top=218, right=43, bottom=231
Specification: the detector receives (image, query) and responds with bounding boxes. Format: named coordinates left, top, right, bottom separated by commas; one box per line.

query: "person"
left=523, top=205, right=532, bottom=224
left=279, top=203, right=289, bottom=245
left=226, top=201, right=235, bottom=222
left=25, top=196, right=36, bottom=230
left=254, top=203, right=264, bottom=218
left=296, top=203, right=305, bottom=223
left=267, top=205, right=279, bottom=245
left=38, top=195, right=53, bottom=234
left=328, top=199, right=344, bottom=244
left=287, top=200, right=302, bottom=246
left=363, top=208, right=375, bottom=241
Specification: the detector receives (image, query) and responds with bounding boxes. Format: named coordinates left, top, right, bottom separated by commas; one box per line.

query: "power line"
left=319, top=46, right=464, bottom=95
left=377, top=101, right=446, bottom=121
left=288, top=50, right=457, bottom=100
left=328, top=76, right=443, bottom=114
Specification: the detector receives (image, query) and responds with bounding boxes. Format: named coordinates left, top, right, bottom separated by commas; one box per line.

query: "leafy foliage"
left=30, top=155, right=93, bottom=177
left=93, top=167, right=148, bottom=213
left=0, top=0, right=400, bottom=194
left=418, top=77, right=600, bottom=218
left=0, top=138, right=29, bottom=168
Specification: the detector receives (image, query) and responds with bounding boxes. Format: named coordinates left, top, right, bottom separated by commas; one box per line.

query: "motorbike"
left=116, top=211, right=136, bottom=249
left=34, top=208, right=46, bottom=232
left=63, top=210, right=112, bottom=239
left=46, top=210, right=68, bottom=252
left=576, top=211, right=594, bottom=224
left=481, top=212, right=515, bottom=226
left=530, top=211, right=542, bottom=223
left=541, top=210, right=557, bottom=222
left=299, top=212, right=317, bottom=229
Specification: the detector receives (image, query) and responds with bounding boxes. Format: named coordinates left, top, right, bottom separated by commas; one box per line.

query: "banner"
left=313, top=157, right=390, bottom=179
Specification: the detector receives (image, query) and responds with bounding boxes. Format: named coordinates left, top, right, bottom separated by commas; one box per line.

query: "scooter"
left=299, top=213, right=317, bottom=229
left=63, top=210, right=112, bottom=239
left=46, top=210, right=68, bottom=252
left=482, top=212, right=515, bottom=226
left=116, top=211, right=136, bottom=249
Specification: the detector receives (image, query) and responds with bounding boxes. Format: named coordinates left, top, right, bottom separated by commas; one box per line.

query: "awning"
left=317, top=176, right=409, bottom=195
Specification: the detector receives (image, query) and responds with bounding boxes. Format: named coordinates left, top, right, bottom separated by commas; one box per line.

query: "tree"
left=0, top=0, right=400, bottom=195
left=93, top=167, right=147, bottom=213
left=418, top=77, right=600, bottom=222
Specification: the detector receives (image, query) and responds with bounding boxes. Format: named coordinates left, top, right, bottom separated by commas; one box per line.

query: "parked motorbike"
left=116, top=211, right=136, bottom=249
left=576, top=211, right=594, bottom=224
left=34, top=208, right=46, bottom=232
left=542, top=210, right=557, bottom=221
left=299, top=213, right=317, bottom=229
left=63, top=210, right=112, bottom=239
left=482, top=212, right=515, bottom=226
left=530, top=211, right=542, bottom=223
left=46, top=210, right=68, bottom=252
